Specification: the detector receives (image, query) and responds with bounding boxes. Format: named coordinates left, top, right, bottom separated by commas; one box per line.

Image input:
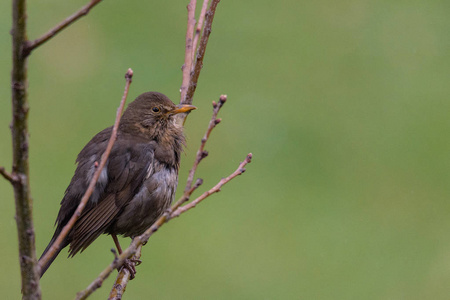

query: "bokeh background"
left=1, top=0, right=450, bottom=299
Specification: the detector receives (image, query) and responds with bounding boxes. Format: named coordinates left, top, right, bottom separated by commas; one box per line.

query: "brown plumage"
left=39, top=92, right=196, bottom=277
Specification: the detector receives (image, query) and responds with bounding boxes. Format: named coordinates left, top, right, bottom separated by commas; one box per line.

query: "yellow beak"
left=169, top=104, right=197, bottom=115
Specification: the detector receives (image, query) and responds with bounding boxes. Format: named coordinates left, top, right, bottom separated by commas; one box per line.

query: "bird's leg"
left=112, top=234, right=123, bottom=254
left=111, top=234, right=139, bottom=279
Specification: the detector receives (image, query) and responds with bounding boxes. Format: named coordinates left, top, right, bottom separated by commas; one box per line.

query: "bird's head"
left=120, top=92, right=196, bottom=140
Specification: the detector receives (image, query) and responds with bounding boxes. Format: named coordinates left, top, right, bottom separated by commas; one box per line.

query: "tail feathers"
left=38, top=229, right=69, bottom=278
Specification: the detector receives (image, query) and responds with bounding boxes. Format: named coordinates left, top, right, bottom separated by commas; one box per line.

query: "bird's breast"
left=111, top=162, right=178, bottom=237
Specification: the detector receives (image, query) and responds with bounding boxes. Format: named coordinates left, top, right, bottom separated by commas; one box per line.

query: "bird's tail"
left=38, top=228, right=69, bottom=277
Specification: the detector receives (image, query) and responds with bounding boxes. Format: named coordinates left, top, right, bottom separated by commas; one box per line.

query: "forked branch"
left=0, top=166, right=18, bottom=183
left=23, top=0, right=103, bottom=57
left=183, top=94, right=226, bottom=195
left=11, top=0, right=41, bottom=297
left=183, top=0, right=221, bottom=105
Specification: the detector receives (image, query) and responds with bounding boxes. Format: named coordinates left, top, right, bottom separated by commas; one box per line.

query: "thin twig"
left=23, top=0, right=103, bottom=57
left=191, top=0, right=210, bottom=62
left=180, top=0, right=197, bottom=103
left=0, top=166, right=17, bottom=183
left=76, top=153, right=252, bottom=300
left=183, top=94, right=226, bottom=195
left=172, top=153, right=252, bottom=218
left=175, top=178, right=204, bottom=207
left=183, top=0, right=221, bottom=105
left=38, top=69, right=133, bottom=275
left=108, top=245, right=142, bottom=300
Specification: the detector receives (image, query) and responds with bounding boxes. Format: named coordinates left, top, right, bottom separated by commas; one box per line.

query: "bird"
left=38, top=91, right=196, bottom=277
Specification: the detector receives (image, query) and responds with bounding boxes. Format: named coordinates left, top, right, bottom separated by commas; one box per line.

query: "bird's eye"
left=152, top=107, right=160, bottom=113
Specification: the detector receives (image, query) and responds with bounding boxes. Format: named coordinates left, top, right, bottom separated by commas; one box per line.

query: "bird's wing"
left=56, top=127, right=114, bottom=227
left=62, top=133, right=156, bottom=256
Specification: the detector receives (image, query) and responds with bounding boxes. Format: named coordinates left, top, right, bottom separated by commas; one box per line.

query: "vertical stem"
left=184, top=0, right=221, bottom=105
left=11, top=0, right=41, bottom=298
left=180, top=0, right=197, bottom=104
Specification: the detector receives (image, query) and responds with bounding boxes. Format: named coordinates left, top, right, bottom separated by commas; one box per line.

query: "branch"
left=11, top=0, right=42, bottom=297
left=172, top=153, right=252, bottom=218
left=0, top=166, right=18, bottom=183
left=37, top=69, right=133, bottom=275
left=108, top=245, right=142, bottom=300
left=191, top=0, right=210, bottom=62
left=76, top=153, right=252, bottom=300
left=176, top=0, right=220, bottom=128
left=10, top=1, right=102, bottom=297
left=183, top=0, right=221, bottom=105
left=23, top=0, right=103, bottom=57
left=179, top=0, right=197, bottom=103
left=183, top=94, right=226, bottom=195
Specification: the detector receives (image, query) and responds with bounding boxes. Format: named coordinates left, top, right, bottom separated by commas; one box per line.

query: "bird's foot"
left=131, top=258, right=142, bottom=266
left=119, top=258, right=138, bottom=279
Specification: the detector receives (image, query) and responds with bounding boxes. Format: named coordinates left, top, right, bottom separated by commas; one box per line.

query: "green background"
left=1, top=0, right=450, bottom=299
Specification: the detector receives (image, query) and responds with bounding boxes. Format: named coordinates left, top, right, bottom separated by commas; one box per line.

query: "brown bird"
left=39, top=92, right=196, bottom=277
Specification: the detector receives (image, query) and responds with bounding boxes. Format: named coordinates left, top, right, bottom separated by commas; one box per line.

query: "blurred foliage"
left=1, top=0, right=450, bottom=299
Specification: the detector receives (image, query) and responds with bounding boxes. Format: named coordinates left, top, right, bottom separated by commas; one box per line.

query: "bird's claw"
left=119, top=258, right=137, bottom=280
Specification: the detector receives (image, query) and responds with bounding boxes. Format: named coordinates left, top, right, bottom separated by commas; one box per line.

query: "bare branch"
left=108, top=245, right=142, bottom=300
left=183, top=94, right=226, bottom=195
left=183, top=0, right=221, bottom=105
left=179, top=0, right=197, bottom=103
left=38, top=68, right=133, bottom=275
left=76, top=153, right=252, bottom=299
left=11, top=0, right=42, bottom=297
left=23, top=0, right=103, bottom=56
left=192, top=0, right=210, bottom=62
left=172, top=153, right=252, bottom=218
left=0, top=166, right=18, bottom=183
left=185, top=178, right=205, bottom=202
